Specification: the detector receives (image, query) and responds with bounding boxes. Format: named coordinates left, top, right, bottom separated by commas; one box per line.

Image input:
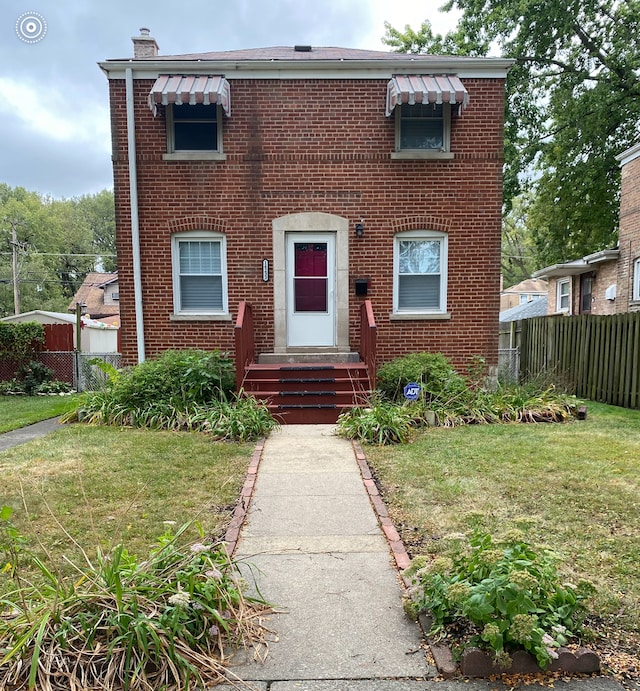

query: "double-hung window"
left=633, top=258, right=640, bottom=301
left=172, top=232, right=227, bottom=315
left=557, top=278, right=570, bottom=313
left=393, top=230, right=448, bottom=315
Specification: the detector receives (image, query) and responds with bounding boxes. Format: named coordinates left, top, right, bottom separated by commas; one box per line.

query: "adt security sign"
left=403, top=382, right=421, bottom=401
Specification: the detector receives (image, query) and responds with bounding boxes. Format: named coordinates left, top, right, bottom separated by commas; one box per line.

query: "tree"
left=0, top=186, right=116, bottom=316
left=383, top=0, right=640, bottom=266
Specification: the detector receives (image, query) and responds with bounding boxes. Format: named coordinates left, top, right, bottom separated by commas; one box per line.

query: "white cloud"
left=0, top=77, right=111, bottom=150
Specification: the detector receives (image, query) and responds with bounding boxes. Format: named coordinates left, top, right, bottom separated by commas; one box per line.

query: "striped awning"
left=385, top=75, right=469, bottom=117
left=148, top=75, right=231, bottom=116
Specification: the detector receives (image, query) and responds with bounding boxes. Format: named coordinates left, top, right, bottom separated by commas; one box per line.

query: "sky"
left=1, top=0, right=460, bottom=200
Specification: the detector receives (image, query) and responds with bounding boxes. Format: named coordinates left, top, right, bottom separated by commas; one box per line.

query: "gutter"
left=125, top=66, right=146, bottom=363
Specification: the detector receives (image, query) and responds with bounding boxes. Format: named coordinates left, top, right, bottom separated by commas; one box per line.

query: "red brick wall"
left=109, top=76, right=506, bottom=371
left=618, top=153, right=640, bottom=312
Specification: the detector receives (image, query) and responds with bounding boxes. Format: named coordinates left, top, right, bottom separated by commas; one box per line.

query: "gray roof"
left=499, top=296, right=548, bottom=323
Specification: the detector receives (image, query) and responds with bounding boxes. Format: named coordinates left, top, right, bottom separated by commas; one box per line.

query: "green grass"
left=0, top=423, right=253, bottom=575
left=0, top=395, right=79, bottom=433
left=364, top=401, right=640, bottom=664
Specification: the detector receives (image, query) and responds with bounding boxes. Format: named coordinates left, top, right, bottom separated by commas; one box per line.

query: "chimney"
left=132, top=27, right=159, bottom=58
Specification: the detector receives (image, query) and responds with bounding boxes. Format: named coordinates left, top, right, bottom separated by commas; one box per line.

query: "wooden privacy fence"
left=520, top=313, right=640, bottom=409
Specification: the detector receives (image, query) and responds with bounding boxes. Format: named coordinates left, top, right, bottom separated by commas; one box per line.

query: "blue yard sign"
left=403, top=382, right=421, bottom=401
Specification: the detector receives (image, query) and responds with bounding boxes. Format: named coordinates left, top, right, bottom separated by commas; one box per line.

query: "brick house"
left=617, top=141, right=640, bottom=313
left=532, top=249, right=619, bottom=316
left=99, top=30, right=511, bottom=421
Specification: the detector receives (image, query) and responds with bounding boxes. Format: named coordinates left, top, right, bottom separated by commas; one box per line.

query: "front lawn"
left=0, top=424, right=252, bottom=570
left=0, top=395, right=79, bottom=434
left=364, top=401, right=640, bottom=682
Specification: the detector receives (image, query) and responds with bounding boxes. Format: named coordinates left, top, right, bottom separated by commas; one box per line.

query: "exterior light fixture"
left=355, top=221, right=364, bottom=238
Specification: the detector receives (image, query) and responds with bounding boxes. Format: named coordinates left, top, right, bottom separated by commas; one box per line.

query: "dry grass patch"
left=0, top=424, right=252, bottom=571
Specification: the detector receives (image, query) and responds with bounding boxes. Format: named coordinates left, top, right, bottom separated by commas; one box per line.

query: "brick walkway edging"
left=351, top=439, right=412, bottom=576
left=224, top=437, right=265, bottom=556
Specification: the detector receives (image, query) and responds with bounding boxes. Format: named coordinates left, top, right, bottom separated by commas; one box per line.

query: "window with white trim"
left=557, top=278, right=570, bottom=313
left=393, top=230, right=448, bottom=314
left=172, top=232, right=228, bottom=314
left=633, top=258, right=640, bottom=301
left=167, top=104, right=221, bottom=152
left=396, top=103, right=451, bottom=152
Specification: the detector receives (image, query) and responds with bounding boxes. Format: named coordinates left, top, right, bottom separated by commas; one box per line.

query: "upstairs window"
left=397, top=103, right=449, bottom=152
left=393, top=230, right=448, bottom=314
left=172, top=232, right=227, bottom=315
left=168, top=104, right=220, bottom=152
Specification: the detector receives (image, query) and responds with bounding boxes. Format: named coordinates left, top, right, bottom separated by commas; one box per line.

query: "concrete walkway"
left=229, top=424, right=431, bottom=685
left=0, top=417, right=63, bottom=452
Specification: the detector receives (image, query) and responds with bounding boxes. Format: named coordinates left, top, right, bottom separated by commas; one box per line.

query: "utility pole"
left=3, top=218, right=27, bottom=315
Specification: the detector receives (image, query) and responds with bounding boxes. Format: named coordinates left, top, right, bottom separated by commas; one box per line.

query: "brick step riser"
left=244, top=381, right=369, bottom=394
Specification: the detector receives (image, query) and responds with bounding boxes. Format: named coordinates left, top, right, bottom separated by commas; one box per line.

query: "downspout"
left=125, top=66, right=145, bottom=362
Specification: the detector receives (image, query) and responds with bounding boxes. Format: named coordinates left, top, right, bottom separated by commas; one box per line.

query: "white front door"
left=286, top=232, right=336, bottom=347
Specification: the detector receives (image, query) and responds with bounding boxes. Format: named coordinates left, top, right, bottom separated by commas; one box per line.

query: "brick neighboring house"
left=499, top=278, right=547, bottom=312
left=532, top=249, right=619, bottom=316
left=99, top=31, right=511, bottom=420
left=68, top=272, right=120, bottom=326
left=617, top=141, right=640, bottom=312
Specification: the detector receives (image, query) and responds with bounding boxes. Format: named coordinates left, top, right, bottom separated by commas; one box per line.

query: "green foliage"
left=16, top=360, right=53, bottom=395
left=63, top=350, right=277, bottom=441
left=0, top=322, right=45, bottom=359
left=336, top=399, right=414, bottom=444
left=0, top=185, right=116, bottom=316
left=383, top=0, right=640, bottom=266
left=0, top=513, right=271, bottom=690
left=405, top=531, right=593, bottom=668
left=376, top=352, right=469, bottom=404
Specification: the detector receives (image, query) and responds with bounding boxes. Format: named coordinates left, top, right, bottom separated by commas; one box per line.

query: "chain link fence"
left=75, top=352, right=122, bottom=391
left=498, top=348, right=520, bottom=384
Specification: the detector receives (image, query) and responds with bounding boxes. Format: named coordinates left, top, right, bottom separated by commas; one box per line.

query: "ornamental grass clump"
left=404, top=531, right=594, bottom=669
left=0, top=508, right=272, bottom=691
left=62, top=350, right=278, bottom=441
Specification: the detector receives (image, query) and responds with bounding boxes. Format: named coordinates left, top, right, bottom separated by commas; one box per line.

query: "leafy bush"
left=105, top=349, right=235, bottom=410
left=0, top=322, right=45, bottom=360
left=404, top=531, right=593, bottom=669
left=62, top=351, right=277, bottom=440
left=336, top=399, right=414, bottom=444
left=376, top=352, right=469, bottom=404
left=0, top=507, right=272, bottom=690
left=16, top=360, right=53, bottom=395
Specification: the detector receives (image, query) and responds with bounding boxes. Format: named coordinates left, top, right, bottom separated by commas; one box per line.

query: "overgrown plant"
left=404, top=531, right=593, bottom=669
left=0, top=322, right=45, bottom=361
left=0, top=509, right=273, bottom=690
left=336, top=399, right=414, bottom=444
left=62, top=350, right=277, bottom=440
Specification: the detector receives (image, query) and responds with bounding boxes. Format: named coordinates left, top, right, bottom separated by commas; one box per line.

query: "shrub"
left=404, top=531, right=593, bottom=669
left=0, top=322, right=45, bottom=360
left=0, top=508, right=272, bottom=690
left=107, top=349, right=235, bottom=410
left=336, top=399, right=414, bottom=444
left=376, top=352, right=469, bottom=405
left=16, top=360, right=53, bottom=395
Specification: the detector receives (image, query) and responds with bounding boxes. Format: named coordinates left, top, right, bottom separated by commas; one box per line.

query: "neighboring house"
left=532, top=249, right=619, bottom=316
left=99, top=31, right=511, bottom=419
left=0, top=310, right=119, bottom=352
left=499, top=278, right=547, bottom=312
left=498, top=296, right=548, bottom=350
left=68, top=272, right=120, bottom=326
left=617, top=141, right=640, bottom=312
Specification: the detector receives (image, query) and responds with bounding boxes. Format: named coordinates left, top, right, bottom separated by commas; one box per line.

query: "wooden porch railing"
left=234, top=301, right=255, bottom=391
left=359, top=299, right=377, bottom=390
